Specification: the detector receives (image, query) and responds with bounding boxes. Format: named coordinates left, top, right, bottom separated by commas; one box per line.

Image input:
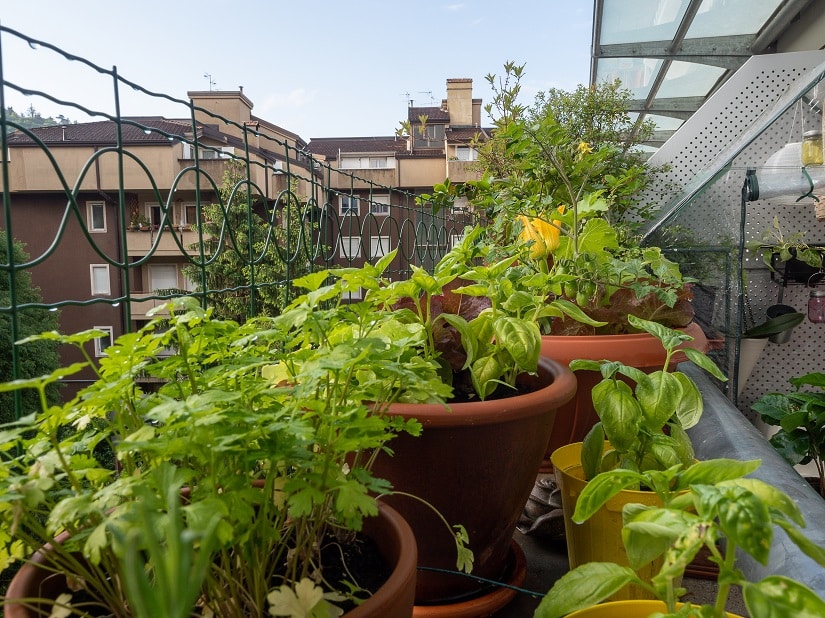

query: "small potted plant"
left=0, top=255, right=472, bottom=617
left=534, top=458, right=825, bottom=617
left=747, top=215, right=824, bottom=284
left=752, top=371, right=825, bottom=497
left=360, top=228, right=579, bottom=611
left=549, top=314, right=727, bottom=597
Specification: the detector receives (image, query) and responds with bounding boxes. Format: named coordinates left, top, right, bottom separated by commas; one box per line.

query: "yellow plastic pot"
left=565, top=600, right=743, bottom=617
left=551, top=442, right=662, bottom=601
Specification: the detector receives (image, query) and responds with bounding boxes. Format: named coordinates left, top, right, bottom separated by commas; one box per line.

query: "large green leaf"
left=573, top=468, right=646, bottom=523
left=744, top=576, right=825, bottom=618
left=592, top=379, right=642, bottom=452
left=494, top=316, right=540, bottom=373
left=533, top=562, right=638, bottom=618
left=636, top=371, right=682, bottom=431
left=671, top=372, right=703, bottom=429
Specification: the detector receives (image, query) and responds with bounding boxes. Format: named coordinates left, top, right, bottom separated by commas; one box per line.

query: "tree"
left=4, top=105, right=72, bottom=131
left=475, top=63, right=663, bottom=230
left=183, top=159, right=315, bottom=323
left=0, top=235, right=61, bottom=423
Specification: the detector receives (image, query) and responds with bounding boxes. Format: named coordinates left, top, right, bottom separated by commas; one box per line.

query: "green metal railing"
left=0, top=26, right=475, bottom=418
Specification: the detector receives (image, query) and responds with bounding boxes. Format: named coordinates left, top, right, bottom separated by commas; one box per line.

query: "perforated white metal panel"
left=642, top=50, right=825, bottom=415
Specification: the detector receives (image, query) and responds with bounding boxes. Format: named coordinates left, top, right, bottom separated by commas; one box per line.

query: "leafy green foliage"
left=0, top=234, right=61, bottom=424
left=0, top=255, right=472, bottom=617
left=535, top=460, right=825, bottom=618
left=752, top=372, right=825, bottom=497
left=4, top=105, right=73, bottom=131
left=424, top=63, right=694, bottom=336
left=575, top=315, right=727, bottom=479
left=379, top=226, right=598, bottom=400
left=182, top=160, right=315, bottom=323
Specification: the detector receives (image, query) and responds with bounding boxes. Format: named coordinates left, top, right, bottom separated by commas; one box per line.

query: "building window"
left=369, top=195, right=391, bottom=216
left=87, top=201, right=106, bottom=232
left=149, top=264, right=179, bottom=292
left=90, top=265, right=111, bottom=296
left=339, top=236, right=362, bottom=260
left=147, top=203, right=163, bottom=228
left=340, top=196, right=360, bottom=216
left=93, top=326, right=113, bottom=357
left=176, top=202, right=198, bottom=226
left=369, top=236, right=391, bottom=260
left=456, top=146, right=478, bottom=161
left=369, top=157, right=388, bottom=168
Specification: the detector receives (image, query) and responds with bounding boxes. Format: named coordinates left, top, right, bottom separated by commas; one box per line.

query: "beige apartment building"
left=1, top=78, right=486, bottom=383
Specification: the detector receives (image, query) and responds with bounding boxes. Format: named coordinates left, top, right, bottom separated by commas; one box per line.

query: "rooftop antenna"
left=419, top=91, right=435, bottom=104
left=203, top=73, right=216, bottom=91
left=401, top=91, right=412, bottom=107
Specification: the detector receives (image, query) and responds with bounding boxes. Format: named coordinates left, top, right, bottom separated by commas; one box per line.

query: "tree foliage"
left=476, top=62, right=664, bottom=230
left=4, top=105, right=73, bottom=131
left=0, top=235, right=61, bottom=423
left=183, top=160, right=315, bottom=323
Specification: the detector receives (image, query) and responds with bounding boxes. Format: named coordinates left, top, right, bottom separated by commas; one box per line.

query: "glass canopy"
left=592, top=0, right=807, bottom=151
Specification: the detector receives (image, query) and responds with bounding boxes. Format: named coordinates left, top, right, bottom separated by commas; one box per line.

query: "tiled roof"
left=8, top=118, right=193, bottom=145
left=408, top=106, right=449, bottom=123
left=447, top=127, right=489, bottom=143
left=306, top=136, right=408, bottom=158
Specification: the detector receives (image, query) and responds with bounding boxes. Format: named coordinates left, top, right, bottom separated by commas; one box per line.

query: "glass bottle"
left=808, top=289, right=825, bottom=323
left=802, top=130, right=823, bottom=166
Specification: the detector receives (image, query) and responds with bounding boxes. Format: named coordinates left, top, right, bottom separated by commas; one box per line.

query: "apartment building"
left=1, top=89, right=321, bottom=389
left=1, top=80, right=485, bottom=388
left=306, top=77, right=487, bottom=272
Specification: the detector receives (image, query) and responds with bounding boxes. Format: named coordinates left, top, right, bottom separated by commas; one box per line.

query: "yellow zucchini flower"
left=519, top=215, right=561, bottom=259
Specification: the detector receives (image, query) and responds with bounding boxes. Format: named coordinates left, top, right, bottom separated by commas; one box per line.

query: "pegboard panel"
left=642, top=51, right=825, bottom=412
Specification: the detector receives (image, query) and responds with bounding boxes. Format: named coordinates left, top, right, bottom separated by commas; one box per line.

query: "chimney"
left=446, top=78, right=473, bottom=127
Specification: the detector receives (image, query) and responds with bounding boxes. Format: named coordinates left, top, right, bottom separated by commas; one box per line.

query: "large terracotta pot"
left=539, top=322, right=707, bottom=471
left=373, top=357, right=577, bottom=610
left=5, top=502, right=418, bottom=618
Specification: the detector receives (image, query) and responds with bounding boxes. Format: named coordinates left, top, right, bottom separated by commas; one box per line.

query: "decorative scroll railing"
left=0, top=25, right=475, bottom=417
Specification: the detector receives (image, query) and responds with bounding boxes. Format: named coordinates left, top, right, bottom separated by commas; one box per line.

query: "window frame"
left=87, top=201, right=107, bottom=233
left=369, top=235, right=391, bottom=260
left=456, top=146, right=479, bottom=162
left=368, top=195, right=391, bottom=216
left=93, top=326, right=113, bottom=357
left=339, top=235, right=362, bottom=260
left=90, top=264, right=111, bottom=296
left=339, top=195, right=360, bottom=217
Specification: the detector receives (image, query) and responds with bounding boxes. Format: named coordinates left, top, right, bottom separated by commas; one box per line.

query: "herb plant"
left=0, top=253, right=471, bottom=617
left=752, top=372, right=825, bottom=497
left=535, top=459, right=825, bottom=618
left=572, top=315, right=727, bottom=480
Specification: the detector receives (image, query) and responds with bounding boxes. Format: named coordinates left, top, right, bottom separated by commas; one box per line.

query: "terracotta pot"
left=373, top=357, right=577, bottom=609
left=539, top=322, right=708, bottom=471
left=5, top=502, right=418, bottom=618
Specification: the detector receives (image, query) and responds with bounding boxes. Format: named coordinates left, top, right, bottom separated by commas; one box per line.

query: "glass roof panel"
left=600, top=0, right=688, bottom=45
left=644, top=114, right=685, bottom=130
left=656, top=61, right=726, bottom=98
left=686, top=0, right=786, bottom=38
left=596, top=57, right=664, bottom=100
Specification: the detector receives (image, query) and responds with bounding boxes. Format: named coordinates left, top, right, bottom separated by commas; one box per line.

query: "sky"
left=0, top=1, right=593, bottom=141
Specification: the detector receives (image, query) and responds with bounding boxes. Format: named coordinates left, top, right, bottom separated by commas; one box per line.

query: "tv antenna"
left=203, top=73, right=216, bottom=91
left=419, top=91, right=435, bottom=104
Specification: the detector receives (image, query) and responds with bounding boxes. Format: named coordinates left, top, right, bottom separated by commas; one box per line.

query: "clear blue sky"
left=1, top=1, right=593, bottom=140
